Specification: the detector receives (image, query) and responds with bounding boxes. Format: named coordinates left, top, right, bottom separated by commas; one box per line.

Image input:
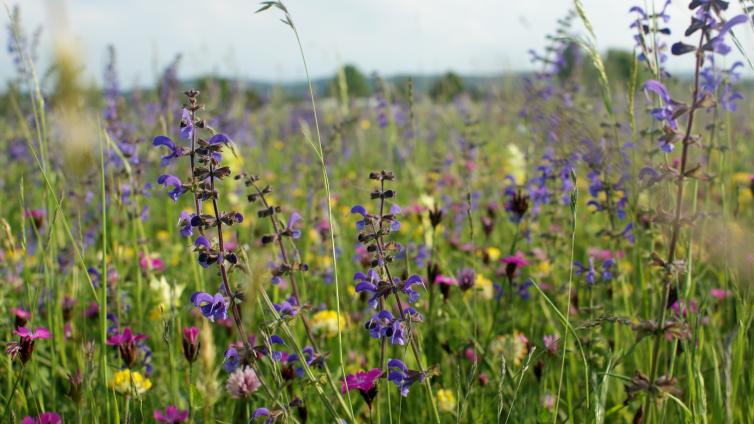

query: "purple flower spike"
left=208, top=133, right=231, bottom=145
left=157, top=174, right=186, bottom=202
left=705, top=14, right=749, bottom=55
left=191, top=292, right=228, bottom=322
left=643, top=80, right=672, bottom=103
left=351, top=205, right=368, bottom=230
left=180, top=109, right=193, bottom=140
left=152, top=135, right=183, bottom=167
left=252, top=408, right=272, bottom=423
left=286, top=212, right=303, bottom=239
left=224, top=347, right=239, bottom=372
left=194, top=236, right=211, bottom=250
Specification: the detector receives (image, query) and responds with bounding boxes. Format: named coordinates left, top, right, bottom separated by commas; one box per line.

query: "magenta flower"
left=154, top=405, right=188, bottom=423
left=501, top=252, right=529, bottom=282
left=341, top=368, right=382, bottom=393
left=501, top=252, right=529, bottom=268
left=6, top=326, right=50, bottom=363
left=543, top=335, right=559, bottom=354
left=710, top=288, right=731, bottom=300
left=139, top=252, right=165, bottom=273
left=107, top=327, right=147, bottom=368
left=182, top=327, right=200, bottom=363
left=16, top=326, right=51, bottom=339
left=20, top=412, right=61, bottom=424
left=434, top=274, right=457, bottom=301
left=11, top=307, right=31, bottom=327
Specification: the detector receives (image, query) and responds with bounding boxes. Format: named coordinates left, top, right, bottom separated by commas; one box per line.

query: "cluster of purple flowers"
left=573, top=257, right=617, bottom=285
left=630, top=0, right=673, bottom=77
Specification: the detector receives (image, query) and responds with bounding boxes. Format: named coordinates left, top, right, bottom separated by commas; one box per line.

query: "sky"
left=2, top=0, right=753, bottom=88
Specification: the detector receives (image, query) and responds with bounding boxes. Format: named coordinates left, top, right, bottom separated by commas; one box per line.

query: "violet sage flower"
left=190, top=291, right=228, bottom=322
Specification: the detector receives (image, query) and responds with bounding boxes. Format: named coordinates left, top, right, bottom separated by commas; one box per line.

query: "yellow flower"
left=535, top=260, right=551, bottom=277
left=359, top=119, right=371, bottom=130
left=467, top=274, right=494, bottom=300
left=307, top=228, right=321, bottom=243
left=148, top=305, right=164, bottom=321
left=310, top=310, right=346, bottom=338
left=489, top=330, right=529, bottom=367
left=486, top=247, right=501, bottom=261
left=111, top=369, right=152, bottom=395
left=436, top=389, right=457, bottom=413
left=156, top=230, right=170, bottom=243
left=317, top=255, right=333, bottom=269
left=732, top=172, right=753, bottom=184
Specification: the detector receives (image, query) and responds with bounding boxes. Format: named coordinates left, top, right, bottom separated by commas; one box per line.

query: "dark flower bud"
left=360, top=386, right=378, bottom=407
left=478, top=373, right=490, bottom=386
left=12, top=308, right=30, bottom=329
left=182, top=327, right=200, bottom=364
left=456, top=268, right=476, bottom=292
left=62, top=296, right=76, bottom=322
left=509, top=190, right=529, bottom=221
left=428, top=204, right=443, bottom=228
left=671, top=42, right=696, bottom=56
left=66, top=369, right=85, bottom=404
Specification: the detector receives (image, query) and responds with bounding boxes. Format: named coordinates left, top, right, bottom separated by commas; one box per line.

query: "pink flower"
left=501, top=252, right=529, bottom=268
left=15, top=326, right=51, bottom=340
left=11, top=307, right=31, bottom=327
left=182, top=327, right=200, bottom=363
left=106, top=327, right=146, bottom=346
left=434, top=275, right=457, bottom=286
left=710, top=288, right=731, bottom=300
left=501, top=252, right=529, bottom=281
left=107, top=328, right=146, bottom=368
left=341, top=368, right=382, bottom=393
left=464, top=347, right=479, bottom=362
left=12, top=307, right=31, bottom=320
left=670, top=299, right=698, bottom=317
left=20, top=412, right=61, bottom=424
left=226, top=366, right=261, bottom=398
left=6, top=327, right=51, bottom=363
left=586, top=248, right=623, bottom=261
left=154, top=405, right=188, bottom=423
left=543, top=335, right=559, bottom=354
left=139, top=252, right=165, bottom=273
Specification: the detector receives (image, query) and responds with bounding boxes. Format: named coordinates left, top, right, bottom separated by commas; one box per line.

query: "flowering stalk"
left=153, top=90, right=289, bottom=413
left=245, top=176, right=319, bottom=348
left=640, top=3, right=750, bottom=418
left=240, top=174, right=356, bottom=420
left=351, top=170, right=440, bottom=423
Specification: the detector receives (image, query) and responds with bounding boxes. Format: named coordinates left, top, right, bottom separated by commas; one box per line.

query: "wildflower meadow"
left=2, top=0, right=754, bottom=423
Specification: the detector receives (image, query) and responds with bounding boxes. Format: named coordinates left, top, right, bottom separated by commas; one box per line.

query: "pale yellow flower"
left=489, top=330, right=529, bottom=367
left=111, top=369, right=152, bottom=395
left=466, top=274, right=494, bottom=300
left=310, top=310, right=346, bottom=338
left=436, top=389, right=457, bottom=413
left=504, top=144, right=527, bottom=184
